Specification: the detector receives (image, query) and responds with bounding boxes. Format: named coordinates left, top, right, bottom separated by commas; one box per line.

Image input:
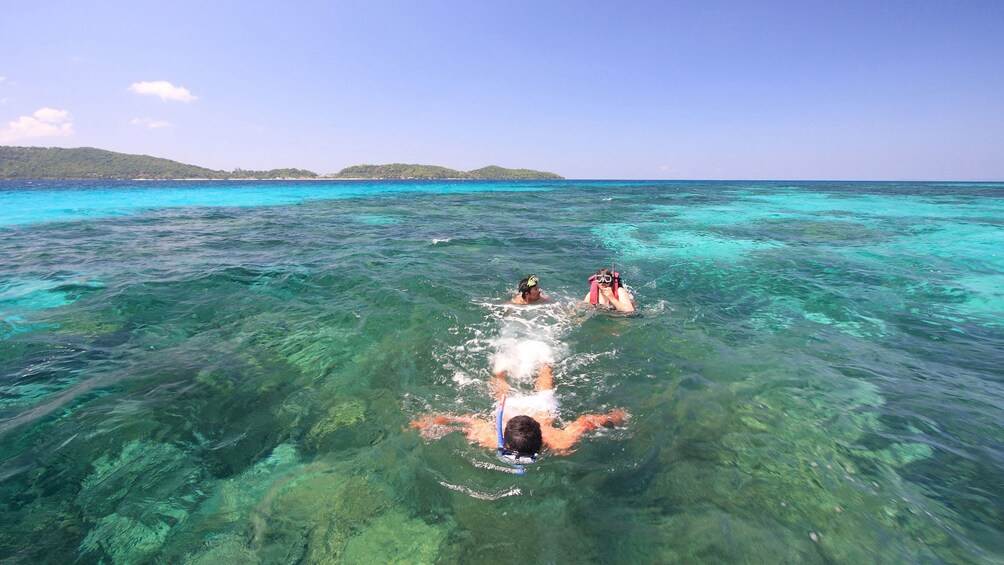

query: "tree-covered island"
left=332, top=163, right=563, bottom=180
left=0, top=147, right=318, bottom=180
left=0, top=147, right=564, bottom=180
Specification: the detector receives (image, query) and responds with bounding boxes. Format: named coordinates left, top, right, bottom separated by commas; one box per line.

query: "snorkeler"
left=411, top=364, right=627, bottom=459
left=584, top=268, right=635, bottom=313
left=511, top=274, right=549, bottom=304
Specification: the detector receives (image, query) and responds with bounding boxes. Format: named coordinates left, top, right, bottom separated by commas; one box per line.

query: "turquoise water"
left=1, top=179, right=1002, bottom=563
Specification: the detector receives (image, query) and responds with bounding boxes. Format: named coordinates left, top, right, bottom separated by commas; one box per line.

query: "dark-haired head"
left=504, top=415, right=543, bottom=455
left=518, top=274, right=541, bottom=300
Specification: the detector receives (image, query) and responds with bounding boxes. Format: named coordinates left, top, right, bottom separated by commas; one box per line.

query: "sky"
left=1, top=0, right=1002, bottom=180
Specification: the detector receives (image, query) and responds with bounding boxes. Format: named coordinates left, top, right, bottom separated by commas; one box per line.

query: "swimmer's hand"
left=604, top=408, right=628, bottom=426
left=563, top=408, right=629, bottom=436
left=411, top=414, right=451, bottom=429
left=583, top=408, right=628, bottom=430
left=489, top=372, right=510, bottom=399
left=599, top=286, right=636, bottom=313
left=544, top=409, right=628, bottom=455
left=411, top=414, right=462, bottom=439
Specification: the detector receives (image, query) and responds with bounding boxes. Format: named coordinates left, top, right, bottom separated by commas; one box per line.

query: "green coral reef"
left=0, top=269, right=454, bottom=563
left=0, top=267, right=985, bottom=564
left=1, top=187, right=1000, bottom=563
left=70, top=440, right=449, bottom=563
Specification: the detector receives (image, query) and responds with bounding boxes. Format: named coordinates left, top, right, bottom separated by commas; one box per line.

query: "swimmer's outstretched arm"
left=566, top=408, right=628, bottom=434
left=492, top=364, right=553, bottom=395
left=411, top=413, right=474, bottom=428
left=535, top=364, right=554, bottom=391
left=490, top=371, right=510, bottom=400
left=543, top=408, right=628, bottom=454
left=410, top=413, right=496, bottom=448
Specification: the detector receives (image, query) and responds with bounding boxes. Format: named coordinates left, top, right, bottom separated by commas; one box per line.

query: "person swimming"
left=411, top=364, right=627, bottom=459
left=584, top=268, right=635, bottom=313
left=511, top=274, right=549, bottom=304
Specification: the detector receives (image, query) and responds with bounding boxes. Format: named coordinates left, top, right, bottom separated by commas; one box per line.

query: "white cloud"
left=33, top=108, right=68, bottom=122
left=0, top=76, right=6, bottom=83
left=0, top=107, right=74, bottom=143
left=128, top=80, right=197, bottom=102
left=131, top=117, right=170, bottom=129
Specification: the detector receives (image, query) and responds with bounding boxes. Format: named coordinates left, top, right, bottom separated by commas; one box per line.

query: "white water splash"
left=438, top=481, right=522, bottom=500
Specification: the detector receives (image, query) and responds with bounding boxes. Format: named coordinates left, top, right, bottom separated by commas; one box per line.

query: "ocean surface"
left=1, top=179, right=1002, bottom=564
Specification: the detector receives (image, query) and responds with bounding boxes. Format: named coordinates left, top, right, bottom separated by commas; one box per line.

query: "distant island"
left=0, top=146, right=563, bottom=180
left=0, top=147, right=317, bottom=180
left=331, top=163, right=562, bottom=180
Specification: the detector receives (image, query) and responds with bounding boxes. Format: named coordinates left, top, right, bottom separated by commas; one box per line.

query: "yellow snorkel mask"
left=526, top=275, right=539, bottom=288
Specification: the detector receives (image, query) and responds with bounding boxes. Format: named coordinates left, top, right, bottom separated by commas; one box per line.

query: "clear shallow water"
left=0, top=179, right=1002, bottom=563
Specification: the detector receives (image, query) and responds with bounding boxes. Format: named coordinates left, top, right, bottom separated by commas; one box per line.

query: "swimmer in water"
left=411, top=364, right=627, bottom=458
left=584, top=268, right=635, bottom=313
left=511, top=274, right=549, bottom=305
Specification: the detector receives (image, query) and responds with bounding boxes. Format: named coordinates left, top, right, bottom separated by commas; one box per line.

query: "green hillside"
left=0, top=146, right=318, bottom=180
left=0, top=147, right=561, bottom=180
left=334, top=163, right=563, bottom=180
left=466, top=165, right=563, bottom=180
left=335, top=163, right=464, bottom=179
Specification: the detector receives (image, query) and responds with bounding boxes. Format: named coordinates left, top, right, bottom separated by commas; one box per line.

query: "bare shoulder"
left=619, top=287, right=636, bottom=311
left=466, top=419, right=497, bottom=448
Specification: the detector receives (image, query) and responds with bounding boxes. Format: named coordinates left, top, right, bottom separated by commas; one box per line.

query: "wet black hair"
left=517, top=275, right=540, bottom=298
left=504, top=415, right=543, bottom=455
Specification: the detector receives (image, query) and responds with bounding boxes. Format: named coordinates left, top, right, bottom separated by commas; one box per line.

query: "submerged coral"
left=75, top=440, right=204, bottom=562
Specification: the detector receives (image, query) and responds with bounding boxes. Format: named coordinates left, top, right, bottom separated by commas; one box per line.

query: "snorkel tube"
left=496, top=396, right=507, bottom=452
